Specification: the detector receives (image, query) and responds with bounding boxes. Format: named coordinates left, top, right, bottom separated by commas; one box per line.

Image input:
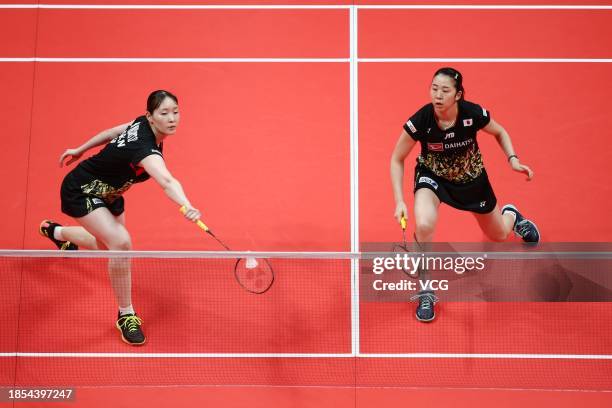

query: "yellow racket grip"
left=400, top=216, right=407, bottom=230
left=179, top=205, right=209, bottom=232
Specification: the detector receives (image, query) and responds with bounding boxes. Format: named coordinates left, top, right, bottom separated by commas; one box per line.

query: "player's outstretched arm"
left=59, top=122, right=131, bottom=167
left=140, top=154, right=201, bottom=222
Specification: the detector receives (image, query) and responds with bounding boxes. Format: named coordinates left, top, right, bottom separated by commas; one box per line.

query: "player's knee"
left=106, top=235, right=132, bottom=251
left=415, top=218, right=436, bottom=238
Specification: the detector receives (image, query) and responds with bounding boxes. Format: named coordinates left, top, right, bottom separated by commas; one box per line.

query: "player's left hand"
left=510, top=158, right=533, bottom=181
left=59, top=148, right=83, bottom=167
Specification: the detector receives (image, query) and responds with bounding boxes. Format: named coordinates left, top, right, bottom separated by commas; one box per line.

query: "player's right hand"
left=394, top=202, right=408, bottom=225
left=181, top=205, right=201, bottom=223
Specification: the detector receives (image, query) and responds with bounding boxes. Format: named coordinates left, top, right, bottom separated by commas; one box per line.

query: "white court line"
left=2, top=352, right=612, bottom=359
left=349, top=6, right=359, bottom=357
left=1, top=4, right=612, bottom=10
left=360, top=58, right=612, bottom=63
left=4, top=352, right=353, bottom=358
left=359, top=353, right=612, bottom=360
left=0, top=58, right=349, bottom=63
left=63, top=384, right=612, bottom=393
left=2, top=58, right=611, bottom=63
left=0, top=250, right=361, bottom=258
left=0, top=4, right=351, bottom=9
left=70, top=384, right=612, bottom=393
left=358, top=5, right=612, bottom=10
left=0, top=249, right=609, bottom=258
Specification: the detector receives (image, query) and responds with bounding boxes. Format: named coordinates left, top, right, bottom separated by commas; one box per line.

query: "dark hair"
left=433, top=67, right=465, bottom=100
left=147, top=90, right=178, bottom=114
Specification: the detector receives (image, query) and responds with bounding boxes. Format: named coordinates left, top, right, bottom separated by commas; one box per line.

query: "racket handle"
left=400, top=216, right=407, bottom=230
left=179, top=205, right=210, bottom=232
left=195, top=219, right=209, bottom=231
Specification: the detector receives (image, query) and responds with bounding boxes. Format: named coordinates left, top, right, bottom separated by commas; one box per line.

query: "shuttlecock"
left=246, top=257, right=258, bottom=269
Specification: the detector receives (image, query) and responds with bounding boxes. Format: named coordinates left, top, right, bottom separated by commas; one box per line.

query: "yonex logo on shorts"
left=419, top=176, right=438, bottom=190
left=92, top=198, right=103, bottom=205
left=406, top=120, right=417, bottom=133
left=463, top=118, right=473, bottom=127
left=482, top=108, right=488, bottom=117
left=151, top=149, right=161, bottom=154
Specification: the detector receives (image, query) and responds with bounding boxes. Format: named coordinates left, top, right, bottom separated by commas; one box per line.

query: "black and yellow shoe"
left=116, top=313, right=146, bottom=346
left=501, top=205, right=540, bottom=243
left=39, top=220, right=78, bottom=250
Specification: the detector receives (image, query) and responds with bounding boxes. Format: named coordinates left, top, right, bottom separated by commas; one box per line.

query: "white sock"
left=119, top=305, right=135, bottom=316
left=505, top=211, right=517, bottom=225
left=53, top=226, right=63, bottom=241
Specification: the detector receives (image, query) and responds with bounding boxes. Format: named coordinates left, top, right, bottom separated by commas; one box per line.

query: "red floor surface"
left=2, top=3, right=612, bottom=407
left=5, top=386, right=612, bottom=408
left=2, top=258, right=351, bottom=353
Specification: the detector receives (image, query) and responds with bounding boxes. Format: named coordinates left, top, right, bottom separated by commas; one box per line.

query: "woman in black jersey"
left=39, top=90, right=201, bottom=345
left=390, top=68, right=540, bottom=322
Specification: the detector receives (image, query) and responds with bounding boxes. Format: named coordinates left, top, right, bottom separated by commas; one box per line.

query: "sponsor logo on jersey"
left=406, top=120, right=417, bottom=133
left=463, top=118, right=473, bottom=127
left=444, top=132, right=455, bottom=140
left=113, top=122, right=140, bottom=147
left=418, top=176, right=439, bottom=190
left=427, top=142, right=444, bottom=152
left=126, top=124, right=139, bottom=142
left=444, top=138, right=473, bottom=149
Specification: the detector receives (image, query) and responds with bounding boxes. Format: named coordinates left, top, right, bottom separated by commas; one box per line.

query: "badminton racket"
left=180, top=206, right=274, bottom=294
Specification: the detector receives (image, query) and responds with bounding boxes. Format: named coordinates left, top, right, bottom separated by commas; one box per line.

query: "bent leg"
left=57, top=226, right=102, bottom=249
left=75, top=209, right=133, bottom=308
left=473, top=205, right=515, bottom=242
left=413, top=188, right=441, bottom=243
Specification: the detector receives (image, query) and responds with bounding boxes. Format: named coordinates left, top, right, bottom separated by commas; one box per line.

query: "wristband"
left=508, top=154, right=518, bottom=162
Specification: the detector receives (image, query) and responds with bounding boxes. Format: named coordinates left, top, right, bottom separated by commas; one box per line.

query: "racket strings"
left=234, top=258, right=275, bottom=294
left=181, top=206, right=274, bottom=294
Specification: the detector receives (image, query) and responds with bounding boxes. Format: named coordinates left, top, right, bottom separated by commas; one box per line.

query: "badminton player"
left=39, top=90, right=201, bottom=345
left=390, top=67, right=540, bottom=322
